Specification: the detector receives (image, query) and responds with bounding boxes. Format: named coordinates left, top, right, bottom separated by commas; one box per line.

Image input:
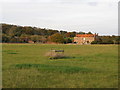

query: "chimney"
left=97, top=33, right=98, bottom=36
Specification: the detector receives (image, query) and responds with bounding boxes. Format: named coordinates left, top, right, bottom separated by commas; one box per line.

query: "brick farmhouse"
left=74, top=33, right=98, bottom=44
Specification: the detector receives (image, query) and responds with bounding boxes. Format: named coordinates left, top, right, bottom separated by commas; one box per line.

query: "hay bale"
left=45, top=51, right=65, bottom=59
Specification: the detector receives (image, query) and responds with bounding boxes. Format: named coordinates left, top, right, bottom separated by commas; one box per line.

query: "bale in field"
left=45, top=50, right=66, bottom=59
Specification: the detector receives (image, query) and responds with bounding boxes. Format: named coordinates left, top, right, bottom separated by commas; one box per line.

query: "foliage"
left=2, top=23, right=120, bottom=44
left=87, top=31, right=92, bottom=34
left=64, top=37, right=73, bottom=43
left=2, top=34, right=11, bottom=43
left=49, top=33, right=65, bottom=43
left=65, top=32, right=76, bottom=37
left=2, top=24, right=68, bottom=43
left=91, top=36, right=120, bottom=44
left=78, top=31, right=85, bottom=34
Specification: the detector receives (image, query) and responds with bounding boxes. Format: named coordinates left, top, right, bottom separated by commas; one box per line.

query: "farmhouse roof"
left=76, top=34, right=96, bottom=37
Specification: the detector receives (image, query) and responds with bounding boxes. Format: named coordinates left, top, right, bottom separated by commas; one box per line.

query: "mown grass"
left=2, top=44, right=118, bottom=88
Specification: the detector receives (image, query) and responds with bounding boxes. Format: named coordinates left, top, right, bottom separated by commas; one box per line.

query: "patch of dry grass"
left=45, top=51, right=66, bottom=59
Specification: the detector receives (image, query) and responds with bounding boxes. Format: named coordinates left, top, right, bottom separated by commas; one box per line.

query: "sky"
left=0, top=0, right=119, bottom=35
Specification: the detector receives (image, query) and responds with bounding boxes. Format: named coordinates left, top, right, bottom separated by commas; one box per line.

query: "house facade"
left=74, top=33, right=98, bottom=44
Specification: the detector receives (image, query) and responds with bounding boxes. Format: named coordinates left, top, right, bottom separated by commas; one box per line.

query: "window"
left=83, top=38, right=86, bottom=40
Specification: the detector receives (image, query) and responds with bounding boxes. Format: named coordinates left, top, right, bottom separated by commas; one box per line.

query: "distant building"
left=28, top=40, right=34, bottom=43
left=74, top=33, right=98, bottom=44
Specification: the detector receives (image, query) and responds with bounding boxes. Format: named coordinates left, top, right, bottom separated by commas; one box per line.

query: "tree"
left=78, top=31, right=85, bottom=34
left=3, top=23, right=120, bottom=44
left=30, top=35, right=47, bottom=43
left=65, top=32, right=76, bottom=37
left=60, top=31, right=67, bottom=36
left=39, top=36, right=47, bottom=43
left=8, top=26, right=17, bottom=37
left=87, top=31, right=92, bottom=34
left=20, top=34, right=30, bottom=43
left=64, top=37, right=72, bottom=44
left=47, top=30, right=58, bottom=36
left=2, top=34, right=10, bottom=43
left=49, top=33, right=65, bottom=43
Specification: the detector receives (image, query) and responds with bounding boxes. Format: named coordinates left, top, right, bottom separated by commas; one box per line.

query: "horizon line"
left=1, top=22, right=118, bottom=36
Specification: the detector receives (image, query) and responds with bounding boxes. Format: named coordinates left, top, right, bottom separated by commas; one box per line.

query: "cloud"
left=1, top=0, right=118, bottom=35
left=87, top=2, right=98, bottom=6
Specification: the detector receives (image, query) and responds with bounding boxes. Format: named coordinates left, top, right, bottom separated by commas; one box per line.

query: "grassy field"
left=2, top=44, right=118, bottom=88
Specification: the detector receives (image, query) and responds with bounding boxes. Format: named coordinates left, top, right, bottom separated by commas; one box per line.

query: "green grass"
left=2, top=44, right=118, bottom=88
left=13, top=64, right=92, bottom=73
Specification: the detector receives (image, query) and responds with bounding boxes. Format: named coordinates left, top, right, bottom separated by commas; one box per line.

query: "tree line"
left=92, top=36, right=120, bottom=44
left=1, top=23, right=120, bottom=44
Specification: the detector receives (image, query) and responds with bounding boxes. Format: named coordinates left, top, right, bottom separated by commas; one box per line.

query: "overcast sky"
left=0, top=0, right=119, bottom=35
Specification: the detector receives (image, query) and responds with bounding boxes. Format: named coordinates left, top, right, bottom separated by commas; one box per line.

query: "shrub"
left=91, top=41, right=98, bottom=44
left=64, top=37, right=72, bottom=44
